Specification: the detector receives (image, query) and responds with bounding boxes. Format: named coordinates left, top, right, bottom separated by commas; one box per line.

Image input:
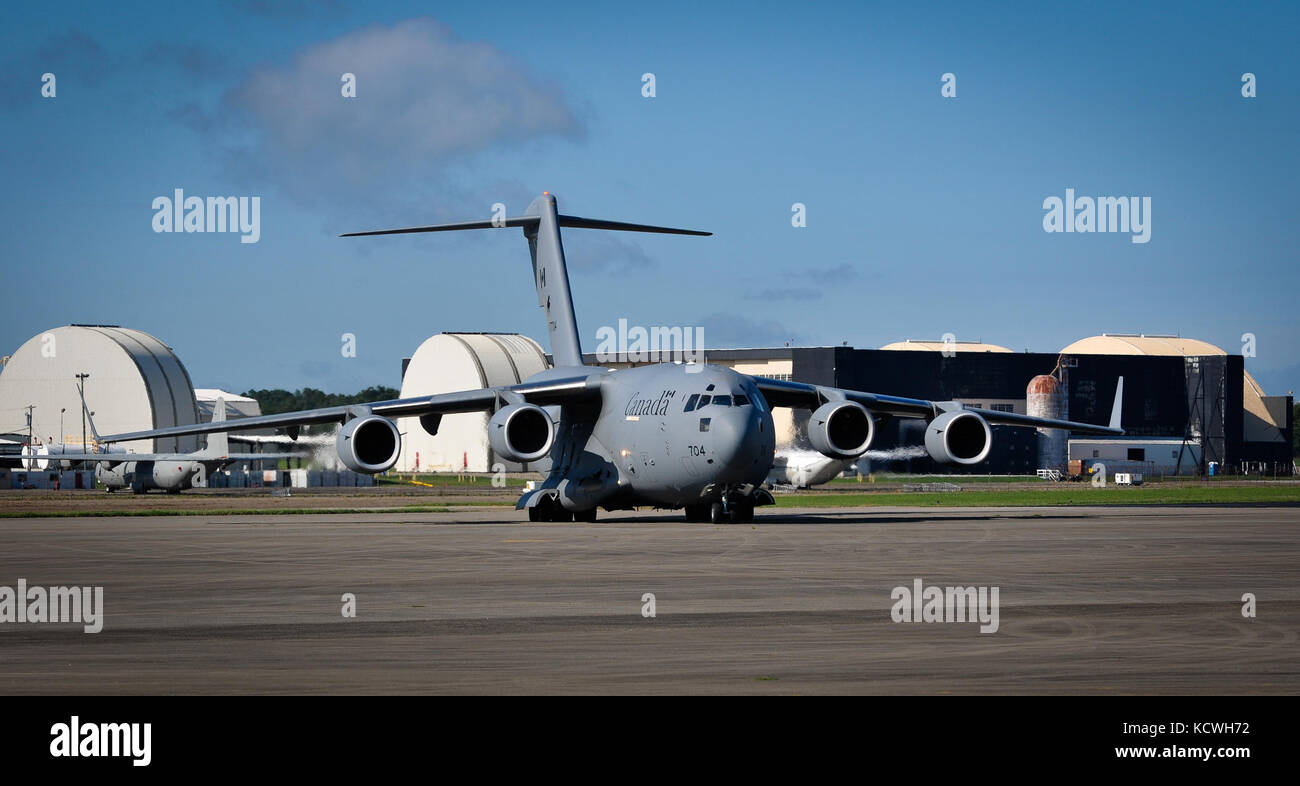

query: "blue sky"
left=2, top=0, right=1296, bottom=396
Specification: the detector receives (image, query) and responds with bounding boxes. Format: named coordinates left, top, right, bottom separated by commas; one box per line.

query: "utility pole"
left=24, top=404, right=35, bottom=470
left=76, top=372, right=90, bottom=450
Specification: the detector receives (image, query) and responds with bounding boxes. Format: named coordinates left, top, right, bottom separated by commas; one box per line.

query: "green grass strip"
left=776, top=486, right=1300, bottom=507
left=0, top=503, right=526, bottom=519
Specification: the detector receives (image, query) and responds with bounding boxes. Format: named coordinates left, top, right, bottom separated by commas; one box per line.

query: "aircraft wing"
left=749, top=376, right=1123, bottom=436
left=96, top=374, right=601, bottom=445
left=33, top=452, right=176, bottom=464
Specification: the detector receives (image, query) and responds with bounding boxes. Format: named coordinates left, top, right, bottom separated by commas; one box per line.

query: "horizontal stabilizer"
left=340, top=193, right=710, bottom=369
left=342, top=214, right=710, bottom=238
left=555, top=215, right=710, bottom=235
left=341, top=217, right=538, bottom=237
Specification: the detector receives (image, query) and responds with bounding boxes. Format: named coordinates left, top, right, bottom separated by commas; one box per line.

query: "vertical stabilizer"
left=77, top=384, right=103, bottom=446
left=522, top=194, right=585, bottom=368
left=1109, top=377, right=1124, bottom=430
left=203, top=398, right=229, bottom=457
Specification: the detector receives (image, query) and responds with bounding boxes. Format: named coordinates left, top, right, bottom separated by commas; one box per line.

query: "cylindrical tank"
left=1027, top=374, right=1067, bottom=472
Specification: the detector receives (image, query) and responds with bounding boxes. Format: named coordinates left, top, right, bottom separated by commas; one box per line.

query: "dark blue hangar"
left=573, top=334, right=1293, bottom=478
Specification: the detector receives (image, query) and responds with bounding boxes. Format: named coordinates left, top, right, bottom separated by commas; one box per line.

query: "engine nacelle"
left=336, top=415, right=401, bottom=473
left=488, top=403, right=555, bottom=464
left=807, top=401, right=875, bottom=459
left=924, top=410, right=992, bottom=465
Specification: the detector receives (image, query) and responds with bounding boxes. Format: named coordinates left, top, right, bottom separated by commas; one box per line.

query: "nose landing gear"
left=686, top=496, right=755, bottom=524
left=526, top=492, right=598, bottom=522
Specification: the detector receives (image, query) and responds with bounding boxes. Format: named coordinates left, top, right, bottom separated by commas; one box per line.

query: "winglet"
left=1108, top=376, right=1124, bottom=431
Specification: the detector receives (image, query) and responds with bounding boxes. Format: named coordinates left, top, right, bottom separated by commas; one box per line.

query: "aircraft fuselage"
left=98, top=460, right=204, bottom=493
left=535, top=363, right=776, bottom=512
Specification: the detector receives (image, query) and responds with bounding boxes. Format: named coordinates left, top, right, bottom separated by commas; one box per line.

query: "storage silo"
left=1027, top=374, right=1067, bottom=472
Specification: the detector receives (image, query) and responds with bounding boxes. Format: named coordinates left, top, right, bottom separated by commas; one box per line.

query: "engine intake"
left=924, top=410, right=992, bottom=465
left=337, top=415, right=401, bottom=473
left=807, top=400, right=875, bottom=459
left=488, top=403, right=555, bottom=464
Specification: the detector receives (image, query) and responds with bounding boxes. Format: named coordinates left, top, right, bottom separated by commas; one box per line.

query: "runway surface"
left=1, top=505, right=1297, bottom=694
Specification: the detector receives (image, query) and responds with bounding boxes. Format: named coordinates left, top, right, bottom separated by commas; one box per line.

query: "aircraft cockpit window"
left=697, top=395, right=712, bottom=408
left=712, top=395, right=731, bottom=407
left=734, top=394, right=750, bottom=407
left=683, top=394, right=700, bottom=413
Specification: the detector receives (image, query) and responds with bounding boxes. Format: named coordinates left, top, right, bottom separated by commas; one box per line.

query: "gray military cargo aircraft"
left=55, top=396, right=304, bottom=493
left=99, top=193, right=1122, bottom=521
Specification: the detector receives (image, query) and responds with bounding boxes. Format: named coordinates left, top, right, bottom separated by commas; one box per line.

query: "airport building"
left=554, top=333, right=1293, bottom=477
left=4, top=326, right=1289, bottom=480
left=395, top=332, right=550, bottom=472
left=195, top=389, right=264, bottom=421
left=0, top=325, right=202, bottom=456
left=1, top=327, right=285, bottom=475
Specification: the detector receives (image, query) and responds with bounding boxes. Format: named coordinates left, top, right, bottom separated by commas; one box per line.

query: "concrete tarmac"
left=0, top=505, right=1296, bottom=694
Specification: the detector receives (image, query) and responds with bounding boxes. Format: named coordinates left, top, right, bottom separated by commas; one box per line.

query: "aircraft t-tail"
left=99, top=193, right=1123, bottom=520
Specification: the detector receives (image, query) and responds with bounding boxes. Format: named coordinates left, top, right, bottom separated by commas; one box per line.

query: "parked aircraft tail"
left=1109, top=377, right=1124, bottom=431
left=201, top=398, right=229, bottom=458
left=76, top=384, right=103, bottom=447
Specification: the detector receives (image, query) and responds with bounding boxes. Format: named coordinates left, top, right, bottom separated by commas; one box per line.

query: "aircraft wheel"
left=709, top=501, right=726, bottom=524
left=575, top=508, right=597, bottom=523
left=532, top=496, right=573, bottom=522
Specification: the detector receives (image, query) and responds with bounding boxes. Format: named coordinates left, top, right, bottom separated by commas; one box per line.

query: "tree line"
left=240, top=386, right=401, bottom=416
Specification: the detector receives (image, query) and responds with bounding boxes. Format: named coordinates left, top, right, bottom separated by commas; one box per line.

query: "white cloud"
left=220, top=18, right=582, bottom=204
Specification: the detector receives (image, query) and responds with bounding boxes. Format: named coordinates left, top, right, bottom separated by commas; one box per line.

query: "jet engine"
left=924, top=410, right=992, bottom=465
left=807, top=401, right=875, bottom=460
left=336, top=415, right=401, bottom=473
left=488, top=403, right=555, bottom=463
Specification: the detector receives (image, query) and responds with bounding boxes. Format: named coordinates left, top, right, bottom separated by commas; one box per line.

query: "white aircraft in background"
left=766, top=449, right=853, bottom=489
left=45, top=396, right=304, bottom=493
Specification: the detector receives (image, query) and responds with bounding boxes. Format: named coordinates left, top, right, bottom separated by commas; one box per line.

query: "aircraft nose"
left=713, top=408, right=773, bottom=483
